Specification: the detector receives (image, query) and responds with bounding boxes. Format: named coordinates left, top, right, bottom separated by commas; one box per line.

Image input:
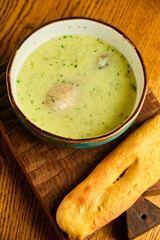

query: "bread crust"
left=56, top=114, right=160, bottom=240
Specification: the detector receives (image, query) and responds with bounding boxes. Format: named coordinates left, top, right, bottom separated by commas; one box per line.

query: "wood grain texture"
left=0, top=133, right=58, bottom=240
left=0, top=0, right=160, bottom=239
left=144, top=180, right=160, bottom=197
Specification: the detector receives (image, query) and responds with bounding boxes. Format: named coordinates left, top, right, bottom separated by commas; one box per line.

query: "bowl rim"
left=6, top=17, right=147, bottom=144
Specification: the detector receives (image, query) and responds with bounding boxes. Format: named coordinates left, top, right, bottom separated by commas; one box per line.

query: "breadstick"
left=56, top=114, right=160, bottom=240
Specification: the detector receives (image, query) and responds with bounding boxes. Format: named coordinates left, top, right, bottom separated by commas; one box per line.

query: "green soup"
left=17, top=35, right=137, bottom=139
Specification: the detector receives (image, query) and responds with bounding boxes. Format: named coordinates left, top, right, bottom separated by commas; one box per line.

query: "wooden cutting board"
left=0, top=62, right=160, bottom=240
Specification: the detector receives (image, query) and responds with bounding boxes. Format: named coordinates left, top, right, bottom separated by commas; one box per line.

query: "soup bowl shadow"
left=6, top=17, right=147, bottom=149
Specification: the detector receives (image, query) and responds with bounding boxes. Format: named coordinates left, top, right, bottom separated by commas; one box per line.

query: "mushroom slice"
left=45, top=82, right=79, bottom=111
left=97, top=54, right=110, bottom=67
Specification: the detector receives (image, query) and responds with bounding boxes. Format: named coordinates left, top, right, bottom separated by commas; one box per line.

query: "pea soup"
left=17, top=35, right=137, bottom=139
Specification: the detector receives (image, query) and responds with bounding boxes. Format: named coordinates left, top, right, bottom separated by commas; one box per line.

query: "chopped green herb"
left=63, top=36, right=67, bottom=38
left=70, top=35, right=72, bottom=37
left=90, top=114, right=92, bottom=117
left=31, top=101, right=34, bottom=104
left=62, top=80, right=66, bottom=83
left=128, top=70, right=130, bottom=73
left=17, top=79, right=20, bottom=83
left=61, top=45, right=64, bottom=48
left=117, top=73, right=119, bottom=76
left=77, top=84, right=79, bottom=86
left=63, top=63, right=66, bottom=66
left=99, top=67, right=102, bottom=69
left=31, top=62, right=34, bottom=65
left=70, top=63, right=73, bottom=65
left=84, top=26, right=86, bottom=29
left=60, top=74, right=63, bottom=77
left=112, top=49, right=115, bottom=52
left=97, top=38, right=100, bottom=41
left=42, top=101, right=44, bottom=104
left=94, top=50, right=97, bottom=52
left=71, top=83, right=74, bottom=85
left=74, top=65, right=77, bottom=68
left=130, top=82, right=136, bottom=92
left=50, top=64, right=52, bottom=66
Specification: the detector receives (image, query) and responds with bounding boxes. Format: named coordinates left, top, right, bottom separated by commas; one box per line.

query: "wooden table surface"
left=0, top=0, right=160, bottom=239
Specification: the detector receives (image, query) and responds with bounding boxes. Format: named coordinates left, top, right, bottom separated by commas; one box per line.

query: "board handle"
left=125, top=195, right=160, bottom=239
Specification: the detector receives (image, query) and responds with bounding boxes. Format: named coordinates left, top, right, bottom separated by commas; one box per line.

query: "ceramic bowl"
left=6, top=18, right=147, bottom=148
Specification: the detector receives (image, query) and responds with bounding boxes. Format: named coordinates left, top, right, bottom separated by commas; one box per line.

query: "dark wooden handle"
left=125, top=196, right=160, bottom=239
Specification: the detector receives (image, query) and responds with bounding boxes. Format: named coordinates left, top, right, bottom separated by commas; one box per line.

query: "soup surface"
left=17, top=35, right=137, bottom=139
